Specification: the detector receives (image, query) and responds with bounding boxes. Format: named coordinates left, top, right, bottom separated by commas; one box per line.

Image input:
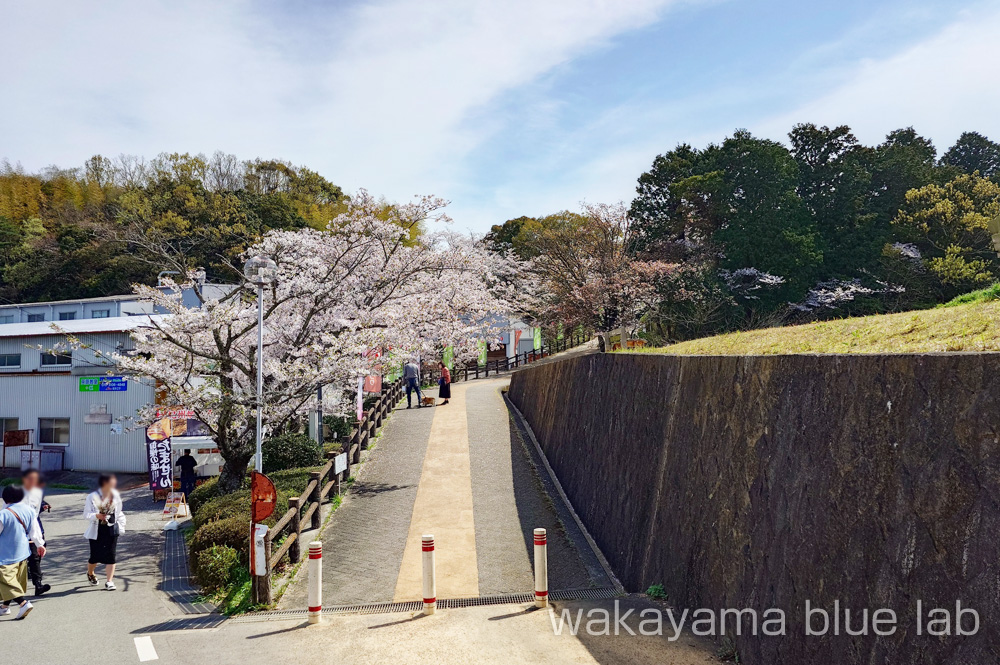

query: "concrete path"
left=282, top=375, right=607, bottom=609
left=2, top=485, right=199, bottom=664
left=148, top=596, right=718, bottom=665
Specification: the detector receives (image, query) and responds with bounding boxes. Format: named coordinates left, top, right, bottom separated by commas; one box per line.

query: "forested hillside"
left=488, top=125, right=1000, bottom=342
left=0, top=152, right=346, bottom=303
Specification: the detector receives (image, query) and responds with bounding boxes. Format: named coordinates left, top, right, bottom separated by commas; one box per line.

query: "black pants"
left=28, top=542, right=42, bottom=589
left=181, top=475, right=196, bottom=498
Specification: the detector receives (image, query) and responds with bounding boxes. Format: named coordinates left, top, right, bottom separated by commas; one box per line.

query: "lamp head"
left=244, top=255, right=277, bottom=286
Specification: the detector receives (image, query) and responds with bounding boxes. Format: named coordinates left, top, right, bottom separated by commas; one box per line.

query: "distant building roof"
left=0, top=293, right=144, bottom=310
left=0, top=315, right=165, bottom=339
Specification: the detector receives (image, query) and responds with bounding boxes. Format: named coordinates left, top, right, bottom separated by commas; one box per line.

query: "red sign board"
left=250, top=471, right=277, bottom=523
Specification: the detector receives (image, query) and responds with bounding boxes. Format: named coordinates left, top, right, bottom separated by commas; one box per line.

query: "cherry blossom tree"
left=528, top=202, right=684, bottom=339
left=113, top=192, right=522, bottom=491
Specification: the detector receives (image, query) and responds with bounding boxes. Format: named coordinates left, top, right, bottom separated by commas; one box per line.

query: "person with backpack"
left=0, top=485, right=41, bottom=620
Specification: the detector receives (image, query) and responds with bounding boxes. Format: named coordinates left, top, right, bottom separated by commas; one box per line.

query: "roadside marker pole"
left=534, top=528, right=548, bottom=608
left=307, top=541, right=323, bottom=624
left=422, top=534, right=436, bottom=615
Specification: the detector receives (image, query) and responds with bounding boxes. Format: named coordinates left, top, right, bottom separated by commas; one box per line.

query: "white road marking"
left=134, top=636, right=158, bottom=662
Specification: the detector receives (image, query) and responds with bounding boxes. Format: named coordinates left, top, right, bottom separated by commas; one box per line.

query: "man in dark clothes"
left=19, top=469, right=50, bottom=597
left=175, top=449, right=198, bottom=498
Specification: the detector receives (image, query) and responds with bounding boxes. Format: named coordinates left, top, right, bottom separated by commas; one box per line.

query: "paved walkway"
left=3, top=486, right=202, bottom=664
left=282, top=375, right=607, bottom=608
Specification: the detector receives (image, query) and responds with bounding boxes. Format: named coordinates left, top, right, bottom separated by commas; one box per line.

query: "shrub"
left=192, top=488, right=289, bottom=531
left=190, top=516, right=250, bottom=579
left=188, top=476, right=224, bottom=514
left=646, top=583, right=667, bottom=600
left=323, top=415, right=352, bottom=441
left=262, top=433, right=322, bottom=473
left=268, top=467, right=320, bottom=499
left=195, top=545, right=239, bottom=591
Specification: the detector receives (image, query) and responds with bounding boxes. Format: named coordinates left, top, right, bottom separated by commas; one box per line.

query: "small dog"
left=421, top=396, right=437, bottom=407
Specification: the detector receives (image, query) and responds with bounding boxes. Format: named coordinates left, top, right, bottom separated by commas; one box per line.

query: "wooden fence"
left=250, top=331, right=591, bottom=604
left=251, top=377, right=406, bottom=605
left=419, top=330, right=592, bottom=387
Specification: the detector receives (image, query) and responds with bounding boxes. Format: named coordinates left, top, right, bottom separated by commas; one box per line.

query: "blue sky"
left=2, top=0, right=999, bottom=232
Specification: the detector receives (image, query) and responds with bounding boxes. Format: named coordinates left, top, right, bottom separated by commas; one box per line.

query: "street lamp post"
left=244, top=255, right=278, bottom=473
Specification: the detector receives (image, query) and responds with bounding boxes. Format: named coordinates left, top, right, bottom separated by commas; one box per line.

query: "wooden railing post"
left=309, top=471, right=322, bottom=530
left=289, top=497, right=302, bottom=564
left=253, top=536, right=273, bottom=606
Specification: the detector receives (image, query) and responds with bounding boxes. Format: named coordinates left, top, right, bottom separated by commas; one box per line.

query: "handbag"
left=106, top=510, right=120, bottom=537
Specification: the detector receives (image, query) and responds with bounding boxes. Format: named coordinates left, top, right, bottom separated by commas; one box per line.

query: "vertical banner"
left=363, top=348, right=383, bottom=393
left=146, top=417, right=173, bottom=492
left=533, top=327, right=542, bottom=351
left=146, top=438, right=173, bottom=491
left=514, top=329, right=523, bottom=352
left=477, top=340, right=487, bottom=366
left=356, top=376, right=365, bottom=422
left=442, top=346, right=454, bottom=370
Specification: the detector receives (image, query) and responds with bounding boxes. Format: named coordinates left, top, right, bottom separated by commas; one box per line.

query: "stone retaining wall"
left=508, top=353, right=1000, bottom=664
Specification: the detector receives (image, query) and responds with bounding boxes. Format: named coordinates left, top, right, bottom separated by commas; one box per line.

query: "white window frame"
left=38, top=417, right=70, bottom=446
left=0, top=353, right=22, bottom=369
left=40, top=351, right=72, bottom=368
left=91, top=309, right=111, bottom=319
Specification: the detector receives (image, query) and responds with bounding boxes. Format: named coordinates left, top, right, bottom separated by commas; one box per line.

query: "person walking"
left=403, top=359, right=424, bottom=409
left=437, top=362, right=451, bottom=405
left=84, top=474, right=126, bottom=591
left=19, top=469, right=50, bottom=596
left=0, top=486, right=39, bottom=620
left=175, top=449, right=198, bottom=499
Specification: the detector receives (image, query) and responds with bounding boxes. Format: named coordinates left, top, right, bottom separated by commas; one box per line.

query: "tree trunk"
left=219, top=451, right=252, bottom=492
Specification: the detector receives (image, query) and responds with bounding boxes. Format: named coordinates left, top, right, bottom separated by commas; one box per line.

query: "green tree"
left=941, top=131, right=1000, bottom=180
left=892, top=173, right=1000, bottom=293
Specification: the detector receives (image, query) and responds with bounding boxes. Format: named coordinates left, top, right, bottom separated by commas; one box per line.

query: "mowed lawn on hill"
left=638, top=293, right=1000, bottom=355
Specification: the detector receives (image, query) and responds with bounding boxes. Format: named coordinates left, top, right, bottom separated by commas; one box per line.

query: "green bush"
left=192, top=488, right=289, bottom=531
left=190, top=517, right=250, bottom=579
left=195, top=545, right=239, bottom=591
left=268, top=467, right=321, bottom=499
left=262, top=433, right=322, bottom=473
left=646, top=583, right=667, bottom=600
left=323, top=415, right=352, bottom=442
left=188, top=476, right=224, bottom=514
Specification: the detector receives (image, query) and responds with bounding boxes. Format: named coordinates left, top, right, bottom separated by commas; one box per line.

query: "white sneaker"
left=0, top=605, right=10, bottom=617
left=105, top=581, right=116, bottom=591
left=15, top=601, right=32, bottom=620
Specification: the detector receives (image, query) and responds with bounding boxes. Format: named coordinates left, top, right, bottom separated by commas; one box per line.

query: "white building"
left=0, top=315, right=161, bottom=472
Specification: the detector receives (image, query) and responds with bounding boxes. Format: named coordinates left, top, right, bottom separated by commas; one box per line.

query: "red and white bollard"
left=307, top=541, right=323, bottom=624
left=534, top=528, right=548, bottom=608
left=422, top=534, right=436, bottom=615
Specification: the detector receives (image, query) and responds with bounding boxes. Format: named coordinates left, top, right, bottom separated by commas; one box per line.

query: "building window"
left=91, top=309, right=110, bottom=318
left=40, top=351, right=72, bottom=367
left=0, top=315, right=13, bottom=324
left=27, top=314, right=44, bottom=322
left=0, top=418, right=18, bottom=435
left=0, top=353, right=21, bottom=368
left=38, top=418, right=70, bottom=445
left=58, top=311, right=77, bottom=320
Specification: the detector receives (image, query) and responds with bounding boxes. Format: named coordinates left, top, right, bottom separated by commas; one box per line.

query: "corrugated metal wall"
left=0, top=331, right=156, bottom=473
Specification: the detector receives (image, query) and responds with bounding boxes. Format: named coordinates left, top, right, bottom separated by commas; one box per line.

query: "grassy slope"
left=640, top=294, right=1000, bottom=355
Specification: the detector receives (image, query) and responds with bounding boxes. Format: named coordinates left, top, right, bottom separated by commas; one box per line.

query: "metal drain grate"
left=234, top=587, right=621, bottom=623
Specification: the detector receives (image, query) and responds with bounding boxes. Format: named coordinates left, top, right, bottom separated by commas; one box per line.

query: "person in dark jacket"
left=19, top=469, right=50, bottom=596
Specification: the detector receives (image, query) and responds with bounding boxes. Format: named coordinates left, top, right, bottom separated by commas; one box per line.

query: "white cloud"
left=0, top=0, right=678, bottom=214
left=753, top=5, right=1000, bottom=149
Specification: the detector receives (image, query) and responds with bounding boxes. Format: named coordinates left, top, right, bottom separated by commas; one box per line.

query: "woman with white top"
left=83, top=474, right=126, bottom=590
